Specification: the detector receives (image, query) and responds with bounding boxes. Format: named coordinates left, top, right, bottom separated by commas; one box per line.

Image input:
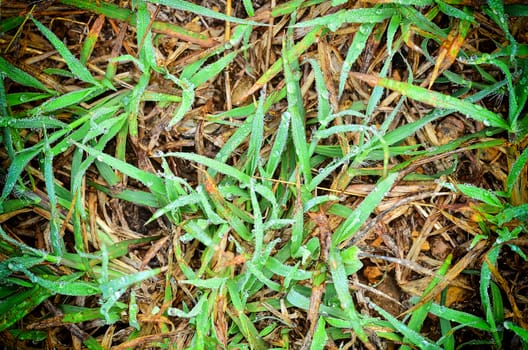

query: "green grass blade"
left=284, top=39, right=312, bottom=183
left=0, top=147, right=41, bottom=203
left=456, top=184, right=503, bottom=207
left=7, top=92, right=52, bottom=107
left=164, top=152, right=250, bottom=185
left=147, top=0, right=266, bottom=26
left=37, top=86, right=101, bottom=113
left=504, top=322, right=528, bottom=343
left=136, top=1, right=157, bottom=69
left=0, top=57, right=54, bottom=93
left=333, top=172, right=397, bottom=245
left=306, top=59, right=332, bottom=126
left=31, top=17, right=99, bottom=85
left=293, top=8, right=394, bottom=31
left=43, top=133, right=64, bottom=256
left=428, top=303, right=492, bottom=331
left=480, top=245, right=501, bottom=345
left=246, top=91, right=266, bottom=175
left=352, top=73, right=510, bottom=130
left=328, top=248, right=368, bottom=342
left=338, top=23, right=375, bottom=98
left=368, top=299, right=441, bottom=350
left=264, top=111, right=290, bottom=177
left=194, top=49, right=242, bottom=87
left=507, top=145, right=528, bottom=195
left=147, top=193, right=201, bottom=224
left=402, top=255, right=452, bottom=349
left=74, top=143, right=166, bottom=195
left=164, top=74, right=194, bottom=129
left=0, top=286, right=52, bottom=332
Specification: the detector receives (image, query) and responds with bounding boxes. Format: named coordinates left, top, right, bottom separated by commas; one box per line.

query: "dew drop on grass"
left=327, top=22, right=341, bottom=32
left=153, top=150, right=164, bottom=157
left=96, top=156, right=103, bottom=162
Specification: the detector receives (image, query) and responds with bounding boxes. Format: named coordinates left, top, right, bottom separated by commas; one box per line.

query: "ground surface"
left=0, top=0, right=527, bottom=349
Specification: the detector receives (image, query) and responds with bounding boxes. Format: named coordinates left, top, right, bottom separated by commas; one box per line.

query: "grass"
left=0, top=0, right=527, bottom=349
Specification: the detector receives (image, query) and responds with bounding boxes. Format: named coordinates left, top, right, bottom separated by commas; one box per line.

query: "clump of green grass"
left=0, top=0, right=527, bottom=349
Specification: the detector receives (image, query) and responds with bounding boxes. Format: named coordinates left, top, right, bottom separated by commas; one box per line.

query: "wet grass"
left=0, top=0, right=527, bottom=349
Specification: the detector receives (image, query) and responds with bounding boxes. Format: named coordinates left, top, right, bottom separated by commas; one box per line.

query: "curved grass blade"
left=31, top=17, right=99, bottom=86
left=147, top=0, right=266, bottom=26
left=328, top=248, right=368, bottom=343
left=0, top=116, right=67, bottom=129
left=264, top=111, right=290, bottom=177
left=504, top=321, right=528, bottom=343
left=136, top=0, right=157, bottom=69
left=74, top=143, right=165, bottom=196
left=0, top=286, right=52, bottom=332
left=401, top=255, right=452, bottom=350
left=37, top=86, right=102, bottom=113
left=246, top=92, right=266, bottom=175
left=0, top=147, right=41, bottom=203
left=165, top=152, right=250, bottom=184
left=338, top=23, right=375, bottom=98
left=283, top=36, right=311, bottom=183
left=293, top=8, right=394, bottom=31
left=368, top=299, right=441, bottom=350
left=0, top=57, right=54, bottom=93
left=351, top=73, right=510, bottom=130
left=481, top=246, right=502, bottom=345
left=507, top=145, right=528, bottom=196
left=333, top=172, right=397, bottom=245
left=7, top=92, right=53, bottom=107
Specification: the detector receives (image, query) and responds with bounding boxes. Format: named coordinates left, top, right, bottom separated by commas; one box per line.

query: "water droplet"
left=327, top=22, right=341, bottom=32
left=153, top=150, right=164, bottom=157
left=96, top=156, right=103, bottom=162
